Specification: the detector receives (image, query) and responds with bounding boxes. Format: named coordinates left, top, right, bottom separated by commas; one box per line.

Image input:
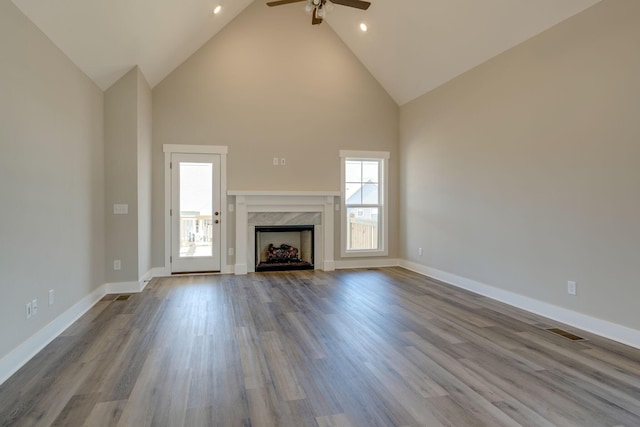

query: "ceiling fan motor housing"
left=267, top=0, right=370, bottom=25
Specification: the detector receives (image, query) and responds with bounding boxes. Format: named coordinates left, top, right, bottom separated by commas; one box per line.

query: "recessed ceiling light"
left=213, top=5, right=222, bottom=14
left=360, top=23, right=368, bottom=32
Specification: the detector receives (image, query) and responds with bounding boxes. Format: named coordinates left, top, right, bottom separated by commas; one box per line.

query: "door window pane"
left=179, top=162, right=213, bottom=258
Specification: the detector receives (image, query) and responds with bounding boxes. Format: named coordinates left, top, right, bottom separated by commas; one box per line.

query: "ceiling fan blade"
left=330, top=0, right=371, bottom=10
left=266, top=0, right=306, bottom=7
left=312, top=8, right=323, bottom=25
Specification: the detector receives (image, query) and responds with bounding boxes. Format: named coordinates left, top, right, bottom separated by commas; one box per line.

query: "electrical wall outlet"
left=567, top=281, right=577, bottom=296
left=26, top=302, right=32, bottom=319
left=280, top=158, right=286, bottom=166
left=418, top=247, right=423, bottom=256
left=49, top=289, right=55, bottom=305
left=273, top=157, right=279, bottom=166
left=114, top=259, right=121, bottom=270
left=228, top=248, right=234, bottom=256
left=32, top=299, right=38, bottom=316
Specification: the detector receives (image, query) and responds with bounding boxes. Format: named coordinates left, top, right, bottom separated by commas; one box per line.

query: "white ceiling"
left=11, top=0, right=600, bottom=105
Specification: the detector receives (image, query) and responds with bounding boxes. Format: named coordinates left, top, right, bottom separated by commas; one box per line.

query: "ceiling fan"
left=267, top=0, right=371, bottom=26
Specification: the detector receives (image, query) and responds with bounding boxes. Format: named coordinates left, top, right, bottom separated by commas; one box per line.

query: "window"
left=340, top=150, right=389, bottom=257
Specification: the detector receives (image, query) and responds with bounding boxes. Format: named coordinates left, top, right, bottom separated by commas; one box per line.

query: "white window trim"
left=340, top=150, right=389, bottom=258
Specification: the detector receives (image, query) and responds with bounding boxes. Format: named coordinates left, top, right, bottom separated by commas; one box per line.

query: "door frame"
left=170, top=153, right=220, bottom=273
left=163, top=144, right=229, bottom=274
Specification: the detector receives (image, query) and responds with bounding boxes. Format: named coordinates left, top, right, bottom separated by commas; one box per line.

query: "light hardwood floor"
left=1, top=268, right=640, bottom=426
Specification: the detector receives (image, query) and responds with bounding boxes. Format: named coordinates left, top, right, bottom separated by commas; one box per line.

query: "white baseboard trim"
left=323, top=260, right=336, bottom=271
left=149, top=266, right=234, bottom=276
left=334, top=258, right=400, bottom=270
left=105, top=281, right=145, bottom=294
left=151, top=266, right=170, bottom=277
left=0, top=284, right=107, bottom=386
left=138, top=269, right=154, bottom=291
left=399, top=260, right=640, bottom=350
left=235, top=263, right=248, bottom=275
left=140, top=269, right=154, bottom=282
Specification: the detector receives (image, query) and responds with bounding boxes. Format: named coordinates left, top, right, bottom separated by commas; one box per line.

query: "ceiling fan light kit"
left=267, top=0, right=371, bottom=26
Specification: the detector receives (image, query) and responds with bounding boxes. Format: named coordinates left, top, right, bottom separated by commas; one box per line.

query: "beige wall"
left=105, top=68, right=139, bottom=282
left=137, top=69, right=153, bottom=279
left=105, top=67, right=154, bottom=283
left=152, top=1, right=399, bottom=268
left=400, top=0, right=640, bottom=329
left=0, top=0, right=105, bottom=359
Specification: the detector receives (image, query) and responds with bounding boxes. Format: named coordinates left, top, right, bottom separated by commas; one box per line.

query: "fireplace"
left=255, top=225, right=314, bottom=272
left=229, top=191, right=338, bottom=274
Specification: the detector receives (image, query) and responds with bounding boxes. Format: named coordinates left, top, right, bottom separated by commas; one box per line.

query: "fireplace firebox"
left=255, top=225, right=314, bottom=272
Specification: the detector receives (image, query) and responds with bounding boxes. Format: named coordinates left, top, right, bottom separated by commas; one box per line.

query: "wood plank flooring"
left=1, top=267, right=640, bottom=426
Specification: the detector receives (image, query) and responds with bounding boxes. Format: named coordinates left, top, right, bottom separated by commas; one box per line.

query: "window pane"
left=361, top=183, right=379, bottom=204
left=362, top=161, right=379, bottom=183
left=179, top=162, right=213, bottom=258
left=345, top=161, right=362, bottom=182
left=346, top=207, right=379, bottom=250
left=345, top=182, right=362, bottom=204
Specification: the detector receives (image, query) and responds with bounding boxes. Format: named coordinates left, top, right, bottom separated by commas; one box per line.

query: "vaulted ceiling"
left=11, top=0, right=600, bottom=105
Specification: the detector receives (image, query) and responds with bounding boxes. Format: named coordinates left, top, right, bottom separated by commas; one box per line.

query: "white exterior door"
left=170, top=153, right=221, bottom=273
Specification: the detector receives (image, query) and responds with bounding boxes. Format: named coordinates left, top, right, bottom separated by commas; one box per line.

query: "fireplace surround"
left=228, top=191, right=339, bottom=274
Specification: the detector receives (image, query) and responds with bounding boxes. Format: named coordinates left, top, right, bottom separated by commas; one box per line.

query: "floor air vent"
left=115, top=294, right=132, bottom=301
left=546, top=328, right=586, bottom=342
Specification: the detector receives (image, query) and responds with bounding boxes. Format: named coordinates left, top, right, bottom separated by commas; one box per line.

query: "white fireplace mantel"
left=228, top=191, right=340, bottom=275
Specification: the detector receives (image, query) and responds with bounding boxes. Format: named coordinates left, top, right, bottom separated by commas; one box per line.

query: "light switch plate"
left=113, top=204, right=128, bottom=214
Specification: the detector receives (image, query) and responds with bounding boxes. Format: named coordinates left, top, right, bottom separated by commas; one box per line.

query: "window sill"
left=341, top=249, right=388, bottom=258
